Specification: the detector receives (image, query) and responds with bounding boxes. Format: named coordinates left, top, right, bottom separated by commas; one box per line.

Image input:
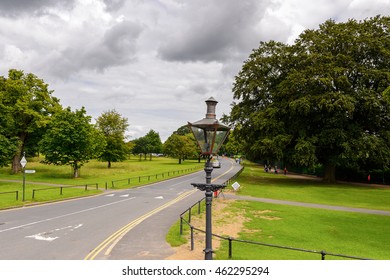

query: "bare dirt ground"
left=165, top=198, right=247, bottom=260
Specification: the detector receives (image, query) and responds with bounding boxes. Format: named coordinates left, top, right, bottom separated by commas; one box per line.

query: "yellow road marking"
left=84, top=189, right=196, bottom=260
left=85, top=159, right=235, bottom=260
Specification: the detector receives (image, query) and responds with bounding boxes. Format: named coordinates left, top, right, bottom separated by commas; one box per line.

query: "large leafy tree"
left=0, top=69, right=61, bottom=173
left=132, top=129, right=163, bottom=160
left=39, top=107, right=106, bottom=178
left=163, top=133, right=198, bottom=164
left=96, top=109, right=129, bottom=168
left=229, top=16, right=390, bottom=183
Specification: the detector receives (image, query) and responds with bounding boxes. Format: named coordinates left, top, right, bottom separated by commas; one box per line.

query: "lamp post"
left=188, top=97, right=230, bottom=260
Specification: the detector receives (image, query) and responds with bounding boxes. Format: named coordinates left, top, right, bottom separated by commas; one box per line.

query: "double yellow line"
left=85, top=159, right=235, bottom=260
left=84, top=189, right=197, bottom=260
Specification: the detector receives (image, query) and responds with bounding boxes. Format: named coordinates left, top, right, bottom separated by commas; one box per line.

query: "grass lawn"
left=234, top=162, right=390, bottom=211
left=167, top=161, right=390, bottom=260
left=0, top=157, right=203, bottom=209
left=215, top=200, right=390, bottom=260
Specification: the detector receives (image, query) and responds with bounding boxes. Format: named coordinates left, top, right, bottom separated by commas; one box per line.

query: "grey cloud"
left=158, top=0, right=270, bottom=63
left=0, top=0, right=73, bottom=16
left=50, top=20, right=143, bottom=77
left=102, top=0, right=126, bottom=11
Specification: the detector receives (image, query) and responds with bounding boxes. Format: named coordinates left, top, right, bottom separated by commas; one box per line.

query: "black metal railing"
left=180, top=201, right=371, bottom=260
left=31, top=183, right=99, bottom=199
left=0, top=190, right=19, bottom=201
left=110, top=165, right=203, bottom=188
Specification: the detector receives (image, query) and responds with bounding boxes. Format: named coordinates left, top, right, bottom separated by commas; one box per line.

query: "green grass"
left=215, top=200, right=390, bottom=260
left=0, top=157, right=203, bottom=209
left=233, top=162, right=390, bottom=211
left=166, top=160, right=390, bottom=260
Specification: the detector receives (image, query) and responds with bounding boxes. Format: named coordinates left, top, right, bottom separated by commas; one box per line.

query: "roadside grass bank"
left=234, top=162, right=390, bottom=211
left=166, top=161, right=390, bottom=260
left=0, top=157, right=203, bottom=209
left=214, top=200, right=390, bottom=260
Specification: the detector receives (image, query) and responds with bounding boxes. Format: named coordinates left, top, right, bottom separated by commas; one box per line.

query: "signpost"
left=20, top=153, right=27, bottom=201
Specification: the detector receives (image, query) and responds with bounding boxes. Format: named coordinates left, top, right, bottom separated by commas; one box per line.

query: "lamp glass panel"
left=190, top=126, right=215, bottom=154
left=212, top=130, right=229, bottom=154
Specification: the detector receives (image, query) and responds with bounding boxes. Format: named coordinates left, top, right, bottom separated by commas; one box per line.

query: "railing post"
left=60, top=187, right=63, bottom=195
left=32, top=189, right=35, bottom=199
left=188, top=207, right=192, bottom=223
left=321, top=250, right=326, bottom=260
left=180, top=217, right=183, bottom=235
left=16, top=191, right=19, bottom=201
left=228, top=237, right=233, bottom=259
left=191, top=226, right=194, bottom=251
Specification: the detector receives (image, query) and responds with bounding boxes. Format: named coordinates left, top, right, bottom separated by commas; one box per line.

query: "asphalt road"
left=0, top=157, right=241, bottom=260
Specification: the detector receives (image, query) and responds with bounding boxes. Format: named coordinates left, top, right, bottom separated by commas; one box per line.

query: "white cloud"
left=0, top=0, right=389, bottom=141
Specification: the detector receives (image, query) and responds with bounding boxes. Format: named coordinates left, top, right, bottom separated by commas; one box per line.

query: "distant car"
left=212, top=160, right=221, bottom=168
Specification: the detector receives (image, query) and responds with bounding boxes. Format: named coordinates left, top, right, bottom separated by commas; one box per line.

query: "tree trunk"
left=179, top=158, right=182, bottom=164
left=108, top=161, right=111, bottom=168
left=11, top=133, right=27, bottom=174
left=73, top=161, right=80, bottom=178
left=323, top=164, right=336, bottom=183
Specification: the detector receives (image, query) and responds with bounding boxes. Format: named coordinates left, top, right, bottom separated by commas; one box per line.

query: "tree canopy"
left=39, top=107, right=106, bottom=178
left=0, top=69, right=61, bottom=172
left=96, top=109, right=129, bottom=168
left=229, top=16, right=390, bottom=182
left=163, top=133, right=198, bottom=163
left=132, top=129, right=163, bottom=160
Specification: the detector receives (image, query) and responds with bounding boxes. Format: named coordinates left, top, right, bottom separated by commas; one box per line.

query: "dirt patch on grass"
left=165, top=198, right=246, bottom=260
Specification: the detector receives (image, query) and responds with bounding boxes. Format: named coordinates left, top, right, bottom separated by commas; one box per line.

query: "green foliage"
left=229, top=16, right=390, bottom=182
left=132, top=129, right=163, bottom=159
left=163, top=133, right=198, bottom=163
left=96, top=109, right=129, bottom=167
left=39, top=107, right=106, bottom=178
left=0, top=69, right=61, bottom=172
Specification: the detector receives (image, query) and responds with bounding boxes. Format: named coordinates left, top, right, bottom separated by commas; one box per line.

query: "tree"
left=229, top=16, right=390, bottom=183
left=39, top=107, right=106, bottom=178
left=96, top=109, right=129, bottom=168
left=0, top=69, right=61, bottom=173
left=132, top=129, right=162, bottom=160
left=163, top=133, right=198, bottom=164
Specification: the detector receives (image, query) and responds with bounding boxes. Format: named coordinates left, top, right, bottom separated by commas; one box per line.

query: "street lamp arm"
left=191, top=183, right=225, bottom=192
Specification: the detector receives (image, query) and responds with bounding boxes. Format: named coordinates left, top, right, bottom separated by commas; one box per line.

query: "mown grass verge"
left=0, top=157, right=203, bottom=209
left=167, top=161, right=390, bottom=260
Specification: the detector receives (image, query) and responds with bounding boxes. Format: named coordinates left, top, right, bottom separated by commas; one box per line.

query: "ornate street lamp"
left=188, top=97, right=230, bottom=260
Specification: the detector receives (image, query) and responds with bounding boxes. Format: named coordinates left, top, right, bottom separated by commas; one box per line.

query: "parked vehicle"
left=212, top=160, right=221, bottom=168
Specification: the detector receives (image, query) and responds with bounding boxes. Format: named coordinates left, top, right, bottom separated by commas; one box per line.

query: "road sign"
left=20, top=156, right=27, bottom=168
left=232, top=181, right=240, bottom=191
left=25, top=170, right=36, bottom=174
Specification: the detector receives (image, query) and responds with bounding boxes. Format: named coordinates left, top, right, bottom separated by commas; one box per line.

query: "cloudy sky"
left=0, top=0, right=388, bottom=141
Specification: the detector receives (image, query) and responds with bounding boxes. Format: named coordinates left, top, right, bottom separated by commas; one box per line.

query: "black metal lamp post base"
left=191, top=163, right=225, bottom=260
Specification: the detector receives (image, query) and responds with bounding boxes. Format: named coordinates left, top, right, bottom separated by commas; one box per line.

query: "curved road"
left=0, top=157, right=241, bottom=260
